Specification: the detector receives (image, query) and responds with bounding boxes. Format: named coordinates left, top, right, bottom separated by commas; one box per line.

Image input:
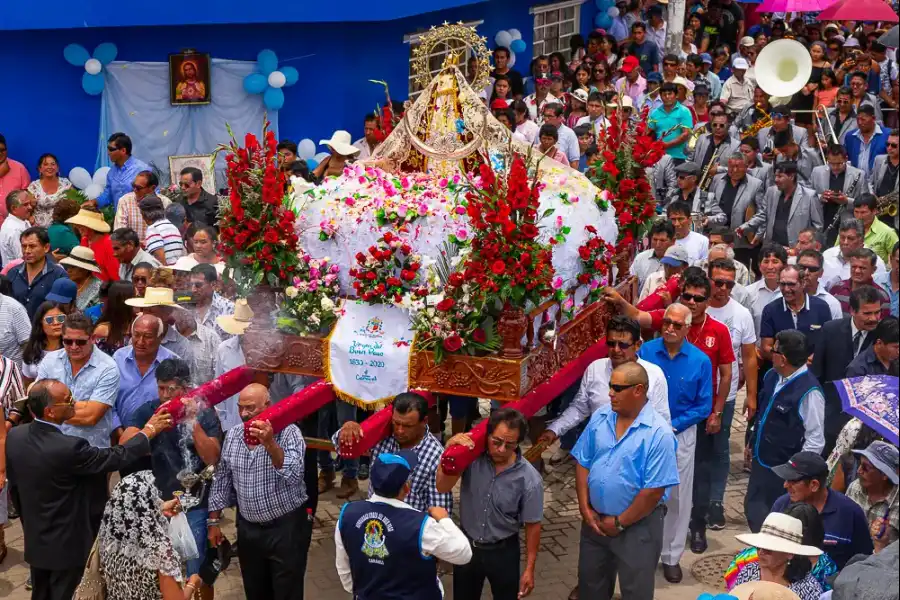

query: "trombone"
left=794, top=104, right=838, bottom=164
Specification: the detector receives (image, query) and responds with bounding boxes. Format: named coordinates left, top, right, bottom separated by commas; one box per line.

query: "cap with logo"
left=621, top=56, right=640, bottom=74
left=773, top=451, right=829, bottom=482
left=661, top=245, right=690, bottom=266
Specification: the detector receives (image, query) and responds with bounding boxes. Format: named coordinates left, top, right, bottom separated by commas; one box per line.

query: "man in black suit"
left=6, top=379, right=171, bottom=600
left=811, top=285, right=882, bottom=456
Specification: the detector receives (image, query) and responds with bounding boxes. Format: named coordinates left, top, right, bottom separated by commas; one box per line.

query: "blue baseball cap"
left=647, top=72, right=663, bottom=83
left=700, top=52, right=713, bottom=65
left=370, top=451, right=419, bottom=497
left=46, top=278, right=77, bottom=304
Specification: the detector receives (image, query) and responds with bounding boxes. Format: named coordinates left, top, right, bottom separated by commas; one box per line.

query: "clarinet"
left=825, top=170, right=862, bottom=233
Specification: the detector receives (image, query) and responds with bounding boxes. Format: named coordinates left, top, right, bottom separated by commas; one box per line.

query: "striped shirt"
left=144, top=219, right=186, bottom=266
left=0, top=294, right=30, bottom=366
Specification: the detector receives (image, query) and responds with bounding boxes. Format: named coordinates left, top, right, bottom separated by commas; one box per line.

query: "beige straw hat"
left=59, top=246, right=102, bottom=274
left=734, top=513, right=823, bottom=557
left=216, top=299, right=254, bottom=335
left=730, top=581, right=802, bottom=600
left=125, top=287, right=177, bottom=308
left=66, top=208, right=111, bottom=233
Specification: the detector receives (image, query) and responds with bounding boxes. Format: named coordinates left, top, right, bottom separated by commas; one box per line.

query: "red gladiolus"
left=443, top=335, right=463, bottom=353
left=263, top=229, right=280, bottom=244
left=449, top=273, right=464, bottom=287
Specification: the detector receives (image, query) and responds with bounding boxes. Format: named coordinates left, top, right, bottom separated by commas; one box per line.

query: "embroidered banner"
left=326, top=302, right=414, bottom=409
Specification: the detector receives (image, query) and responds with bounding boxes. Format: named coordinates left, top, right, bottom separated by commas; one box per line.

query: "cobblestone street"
left=0, top=396, right=752, bottom=599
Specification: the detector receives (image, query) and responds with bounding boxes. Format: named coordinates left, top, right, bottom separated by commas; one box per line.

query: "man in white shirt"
left=822, top=219, right=887, bottom=289
left=746, top=243, right=787, bottom=337
left=668, top=201, right=709, bottom=264
left=0, top=190, right=34, bottom=267
left=537, top=316, right=670, bottom=461
left=540, top=103, right=579, bottom=168
left=523, top=74, right=561, bottom=124
left=575, top=92, right=611, bottom=141
left=797, top=249, right=843, bottom=319
left=352, top=114, right=381, bottom=160
left=640, top=245, right=690, bottom=302
left=720, top=58, right=755, bottom=115
left=631, top=221, right=676, bottom=293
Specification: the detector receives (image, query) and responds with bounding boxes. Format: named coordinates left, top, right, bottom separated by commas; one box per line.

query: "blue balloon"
left=243, top=73, right=268, bottom=95
left=257, top=50, right=279, bottom=76
left=281, top=66, right=299, bottom=87
left=510, top=39, right=526, bottom=53
left=305, top=158, right=318, bottom=170
left=595, top=0, right=613, bottom=9
left=263, top=87, right=285, bottom=111
left=64, top=44, right=91, bottom=67
left=92, top=42, right=118, bottom=65
left=594, top=13, right=612, bottom=29
left=82, top=72, right=105, bottom=96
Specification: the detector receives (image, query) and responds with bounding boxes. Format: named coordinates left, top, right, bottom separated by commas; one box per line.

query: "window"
left=532, top=0, right=583, bottom=60
left=405, top=20, right=484, bottom=99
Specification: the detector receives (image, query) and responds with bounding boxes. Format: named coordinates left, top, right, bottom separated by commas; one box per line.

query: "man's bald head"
left=132, top=313, right=164, bottom=337
left=238, top=383, right=270, bottom=422
left=613, top=362, right=649, bottom=388
left=28, top=379, right=72, bottom=422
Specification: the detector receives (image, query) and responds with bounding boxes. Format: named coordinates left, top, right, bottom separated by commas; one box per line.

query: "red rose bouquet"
left=576, top=225, right=617, bottom=304
left=218, top=121, right=300, bottom=295
left=348, top=231, right=424, bottom=305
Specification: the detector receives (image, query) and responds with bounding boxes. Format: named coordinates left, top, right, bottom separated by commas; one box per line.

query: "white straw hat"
left=730, top=581, right=801, bottom=600
left=66, top=208, right=111, bottom=233
left=125, top=287, right=177, bottom=308
left=734, top=513, right=823, bottom=557
left=59, top=246, right=102, bottom=274
left=319, top=130, right=360, bottom=157
left=216, top=299, right=254, bottom=335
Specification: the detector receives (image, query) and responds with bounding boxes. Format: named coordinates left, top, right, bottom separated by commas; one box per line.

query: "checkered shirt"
left=209, top=423, right=308, bottom=523
left=198, top=293, right=235, bottom=341
left=113, top=192, right=172, bottom=246
left=185, top=322, right=220, bottom=387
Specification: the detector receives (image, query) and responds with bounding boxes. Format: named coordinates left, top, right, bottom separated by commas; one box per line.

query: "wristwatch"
left=614, top=516, right=626, bottom=533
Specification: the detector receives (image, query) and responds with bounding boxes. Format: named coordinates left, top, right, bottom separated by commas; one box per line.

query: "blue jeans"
left=317, top=399, right=358, bottom=478
left=709, top=401, right=736, bottom=503
left=185, top=508, right=208, bottom=577
left=690, top=401, right=736, bottom=528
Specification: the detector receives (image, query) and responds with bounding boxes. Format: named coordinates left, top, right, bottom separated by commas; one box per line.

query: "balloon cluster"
left=63, top=43, right=118, bottom=96
left=242, top=50, right=299, bottom=111
left=295, top=138, right=330, bottom=169
left=68, top=166, right=110, bottom=200
left=494, top=29, right=526, bottom=68
left=594, top=0, right=622, bottom=30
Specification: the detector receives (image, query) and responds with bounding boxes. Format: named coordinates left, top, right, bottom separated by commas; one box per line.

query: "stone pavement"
left=0, top=396, right=752, bottom=599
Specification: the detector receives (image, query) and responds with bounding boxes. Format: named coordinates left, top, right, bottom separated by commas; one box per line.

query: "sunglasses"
left=489, top=436, right=518, bottom=450
left=179, top=181, right=193, bottom=188
left=888, top=142, right=899, bottom=148
left=681, top=292, right=708, bottom=303
left=132, top=184, right=149, bottom=191
left=107, top=145, right=121, bottom=152
left=711, top=123, right=728, bottom=129
left=798, top=264, right=821, bottom=273
left=712, top=279, right=736, bottom=289
left=52, top=392, right=76, bottom=407
left=609, top=382, right=639, bottom=393
left=44, top=314, right=67, bottom=325
left=132, top=276, right=148, bottom=284
left=190, top=281, right=207, bottom=289
left=662, top=318, right=686, bottom=331
left=63, top=338, right=89, bottom=347
left=606, top=339, right=634, bottom=350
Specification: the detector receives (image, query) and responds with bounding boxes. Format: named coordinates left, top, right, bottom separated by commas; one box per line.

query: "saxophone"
left=825, top=170, right=862, bottom=233
left=742, top=105, right=773, bottom=138
left=877, top=189, right=899, bottom=217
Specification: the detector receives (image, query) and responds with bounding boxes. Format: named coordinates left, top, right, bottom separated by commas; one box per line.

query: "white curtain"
left=100, top=59, right=277, bottom=188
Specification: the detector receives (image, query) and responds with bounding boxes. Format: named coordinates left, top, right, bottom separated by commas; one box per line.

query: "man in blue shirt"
left=572, top=362, right=678, bottom=600
left=649, top=83, right=694, bottom=163
left=759, top=265, right=833, bottom=361
left=637, top=303, right=713, bottom=584
left=771, top=451, right=873, bottom=569
left=7, top=227, right=69, bottom=318
left=112, top=314, right=178, bottom=427
left=92, top=132, right=150, bottom=210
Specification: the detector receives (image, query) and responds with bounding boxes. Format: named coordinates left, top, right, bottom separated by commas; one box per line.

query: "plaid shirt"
left=847, top=478, right=899, bottom=546
left=828, top=279, right=892, bottom=319
left=113, top=192, right=172, bottom=246
left=332, top=428, right=452, bottom=513
left=198, top=293, right=235, bottom=341
left=184, top=322, right=220, bottom=387
left=209, top=423, right=308, bottom=523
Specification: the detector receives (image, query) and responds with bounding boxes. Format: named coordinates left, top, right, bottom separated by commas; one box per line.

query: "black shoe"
left=358, top=461, right=370, bottom=481
left=662, top=563, right=683, bottom=583
left=690, top=528, right=708, bottom=554
left=707, top=502, right=726, bottom=531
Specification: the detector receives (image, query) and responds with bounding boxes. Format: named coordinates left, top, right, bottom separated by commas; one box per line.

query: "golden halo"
left=411, top=21, right=492, bottom=92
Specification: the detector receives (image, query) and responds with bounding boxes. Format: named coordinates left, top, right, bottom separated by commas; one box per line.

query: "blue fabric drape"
left=99, top=59, right=277, bottom=187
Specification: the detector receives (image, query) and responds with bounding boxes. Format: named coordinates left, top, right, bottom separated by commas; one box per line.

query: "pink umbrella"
left=756, top=0, right=837, bottom=12
left=817, top=0, right=899, bottom=21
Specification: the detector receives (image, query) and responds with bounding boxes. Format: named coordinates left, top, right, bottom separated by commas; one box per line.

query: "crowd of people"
left=0, top=1, right=899, bottom=600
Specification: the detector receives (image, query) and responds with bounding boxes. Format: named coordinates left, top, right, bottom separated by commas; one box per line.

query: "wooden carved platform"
left=242, top=277, right=636, bottom=401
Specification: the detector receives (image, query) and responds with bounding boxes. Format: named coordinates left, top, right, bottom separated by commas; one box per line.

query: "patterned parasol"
left=835, top=375, right=899, bottom=445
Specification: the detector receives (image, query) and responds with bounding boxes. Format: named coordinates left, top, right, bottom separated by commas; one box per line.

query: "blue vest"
left=338, top=500, right=441, bottom=600
left=755, top=369, right=822, bottom=468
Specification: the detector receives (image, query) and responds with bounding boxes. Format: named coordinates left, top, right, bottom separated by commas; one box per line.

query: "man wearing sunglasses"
left=869, top=129, right=898, bottom=227
left=90, top=132, right=150, bottom=212
left=189, top=263, right=234, bottom=342
left=690, top=114, right=740, bottom=188
left=112, top=170, right=173, bottom=243
left=757, top=106, right=809, bottom=155
left=797, top=250, right=843, bottom=320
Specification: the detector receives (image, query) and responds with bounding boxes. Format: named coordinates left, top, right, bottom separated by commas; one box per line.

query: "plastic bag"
left=168, top=512, right=199, bottom=561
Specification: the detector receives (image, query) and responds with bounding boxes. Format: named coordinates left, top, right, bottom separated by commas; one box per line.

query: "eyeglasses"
left=681, top=292, right=708, bottom=303
left=52, top=392, right=76, bottom=407
left=606, top=339, right=634, bottom=350
left=44, top=314, right=67, bottom=325
left=62, top=338, right=89, bottom=347
left=489, top=436, right=518, bottom=450
left=662, top=318, right=686, bottom=331
left=179, top=181, right=193, bottom=188
left=132, top=276, right=148, bottom=284
left=711, top=123, right=728, bottom=129
left=797, top=264, right=821, bottom=273
left=132, top=183, right=150, bottom=191
left=609, top=382, right=640, bottom=393
left=712, top=279, right=736, bottom=289
left=190, top=281, right=207, bottom=289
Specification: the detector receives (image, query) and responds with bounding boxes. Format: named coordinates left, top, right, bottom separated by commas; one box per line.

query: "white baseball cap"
left=733, top=57, right=750, bottom=70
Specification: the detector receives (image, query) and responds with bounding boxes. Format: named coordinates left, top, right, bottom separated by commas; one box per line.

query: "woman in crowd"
left=728, top=513, right=824, bottom=600
left=597, top=34, right=618, bottom=68
left=188, top=226, right=222, bottom=268
left=512, top=99, right=539, bottom=145
left=132, top=263, right=154, bottom=298
left=549, top=52, right=567, bottom=76
left=59, top=246, right=103, bottom=313
left=93, top=280, right=135, bottom=355
left=68, top=207, right=120, bottom=281
left=20, top=301, right=66, bottom=383
left=681, top=27, right=699, bottom=60
left=815, top=69, right=840, bottom=108
left=566, top=89, right=588, bottom=128
left=568, top=34, right=586, bottom=70
left=711, top=47, right=732, bottom=82
left=688, top=13, right=710, bottom=54
left=27, top=153, right=72, bottom=228
left=97, top=471, right=202, bottom=600
left=490, top=73, right=513, bottom=106
left=810, top=42, right=831, bottom=71
left=47, top=197, right=81, bottom=259
left=571, top=64, right=593, bottom=95
left=591, top=62, right=614, bottom=94
left=826, top=419, right=883, bottom=492
left=313, top=131, right=361, bottom=180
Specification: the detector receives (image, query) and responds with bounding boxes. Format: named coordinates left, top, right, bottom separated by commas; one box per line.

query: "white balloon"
left=92, top=166, right=110, bottom=187
left=267, top=71, right=287, bottom=89
left=84, top=58, right=102, bottom=75
left=68, top=167, right=92, bottom=190
left=84, top=183, right=104, bottom=200
left=508, top=28, right=522, bottom=41
left=508, top=52, right=517, bottom=68
left=608, top=6, right=620, bottom=17
left=495, top=31, right=513, bottom=48
left=297, top=139, right=316, bottom=160
left=314, top=152, right=330, bottom=162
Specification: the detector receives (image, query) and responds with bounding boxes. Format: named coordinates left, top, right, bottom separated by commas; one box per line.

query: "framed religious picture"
left=168, top=154, right=216, bottom=195
left=169, top=52, right=211, bottom=105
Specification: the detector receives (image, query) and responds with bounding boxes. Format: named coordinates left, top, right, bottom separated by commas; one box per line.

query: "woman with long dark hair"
left=93, top=280, right=135, bottom=355
left=27, top=153, right=72, bottom=228
left=21, top=301, right=66, bottom=383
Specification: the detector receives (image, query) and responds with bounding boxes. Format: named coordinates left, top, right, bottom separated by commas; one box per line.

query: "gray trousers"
left=577, top=505, right=665, bottom=600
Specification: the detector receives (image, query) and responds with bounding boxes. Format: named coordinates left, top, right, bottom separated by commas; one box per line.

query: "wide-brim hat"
left=216, top=299, right=254, bottom=335
left=59, top=246, right=102, bottom=274
left=571, top=88, right=590, bottom=104
left=730, top=581, right=801, bottom=600
left=172, top=255, right=199, bottom=273
left=66, top=208, right=111, bottom=233
left=319, top=130, right=360, bottom=157
left=852, top=441, right=899, bottom=485
left=125, top=287, right=177, bottom=308
left=735, top=513, right=823, bottom=556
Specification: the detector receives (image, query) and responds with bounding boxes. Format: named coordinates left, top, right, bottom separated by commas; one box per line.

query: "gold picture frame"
left=168, top=154, right=216, bottom=195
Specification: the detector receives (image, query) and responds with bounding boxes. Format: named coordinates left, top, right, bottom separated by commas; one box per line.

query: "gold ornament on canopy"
left=411, top=21, right=492, bottom=93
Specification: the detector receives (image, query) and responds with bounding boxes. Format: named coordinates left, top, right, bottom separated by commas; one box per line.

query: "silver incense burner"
left=174, top=464, right=215, bottom=511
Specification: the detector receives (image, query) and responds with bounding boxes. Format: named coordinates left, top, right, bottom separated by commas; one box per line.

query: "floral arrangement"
left=217, top=122, right=301, bottom=294
left=276, top=255, right=343, bottom=336
left=349, top=232, right=426, bottom=304
left=587, top=106, right=664, bottom=250
left=576, top=225, right=617, bottom=304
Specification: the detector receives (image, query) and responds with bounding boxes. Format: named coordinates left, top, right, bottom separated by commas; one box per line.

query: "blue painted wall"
left=0, top=0, right=602, bottom=179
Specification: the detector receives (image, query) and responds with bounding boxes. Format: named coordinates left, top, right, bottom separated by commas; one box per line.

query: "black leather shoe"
left=690, top=528, right=708, bottom=554
left=662, top=563, right=683, bottom=583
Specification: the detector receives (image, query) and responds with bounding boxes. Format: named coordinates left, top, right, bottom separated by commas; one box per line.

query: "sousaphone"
left=755, top=39, right=813, bottom=98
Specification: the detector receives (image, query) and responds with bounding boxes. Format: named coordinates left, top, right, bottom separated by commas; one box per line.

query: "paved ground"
left=0, top=396, right=752, bottom=599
